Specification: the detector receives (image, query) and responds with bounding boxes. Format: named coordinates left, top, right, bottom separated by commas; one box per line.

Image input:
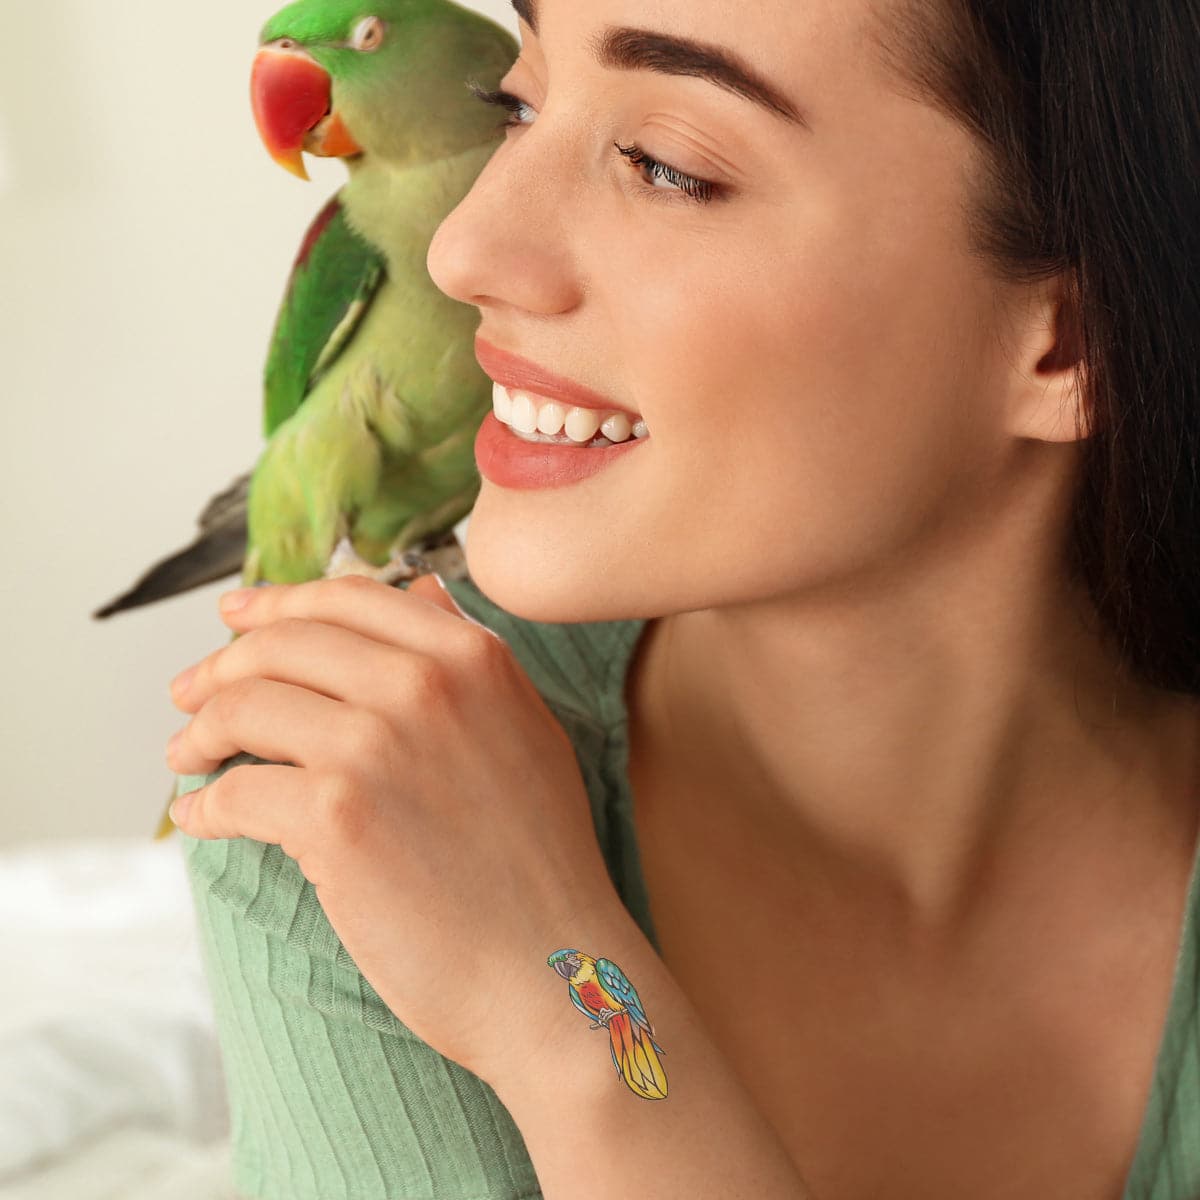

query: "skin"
left=164, top=0, right=1200, bottom=1193
left=165, top=573, right=625, bottom=1090
left=425, top=0, right=1200, bottom=918
left=425, top=0, right=1200, bottom=1191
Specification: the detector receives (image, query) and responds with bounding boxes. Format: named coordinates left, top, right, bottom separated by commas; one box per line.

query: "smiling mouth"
left=491, top=382, right=650, bottom=448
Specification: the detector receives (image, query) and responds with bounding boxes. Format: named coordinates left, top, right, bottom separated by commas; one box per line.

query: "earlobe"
left=1006, top=273, right=1092, bottom=444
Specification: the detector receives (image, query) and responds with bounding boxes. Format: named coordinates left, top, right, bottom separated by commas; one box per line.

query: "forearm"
left=489, top=903, right=816, bottom=1200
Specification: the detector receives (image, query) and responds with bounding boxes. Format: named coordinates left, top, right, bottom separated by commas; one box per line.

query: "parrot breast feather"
left=263, top=193, right=386, bottom=437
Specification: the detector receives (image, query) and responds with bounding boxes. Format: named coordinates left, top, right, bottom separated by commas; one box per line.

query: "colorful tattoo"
left=548, top=948, right=668, bottom=1100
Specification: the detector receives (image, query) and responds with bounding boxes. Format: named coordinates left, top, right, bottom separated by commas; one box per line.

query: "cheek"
left=462, top=160, right=1002, bottom=618
left=600, top=220, right=1001, bottom=595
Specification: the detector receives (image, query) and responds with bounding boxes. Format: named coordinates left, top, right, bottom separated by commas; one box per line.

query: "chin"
left=463, top=492, right=638, bottom=625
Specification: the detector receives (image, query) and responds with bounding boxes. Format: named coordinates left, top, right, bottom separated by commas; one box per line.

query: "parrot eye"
left=350, top=16, right=385, bottom=52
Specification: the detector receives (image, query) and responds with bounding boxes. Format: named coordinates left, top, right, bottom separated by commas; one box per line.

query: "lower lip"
left=473, top=411, right=648, bottom=490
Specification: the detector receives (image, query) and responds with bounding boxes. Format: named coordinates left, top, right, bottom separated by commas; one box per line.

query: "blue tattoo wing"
left=596, top=957, right=665, bottom=1054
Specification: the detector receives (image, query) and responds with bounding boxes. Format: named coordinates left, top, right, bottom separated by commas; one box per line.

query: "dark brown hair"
left=870, top=0, right=1200, bottom=693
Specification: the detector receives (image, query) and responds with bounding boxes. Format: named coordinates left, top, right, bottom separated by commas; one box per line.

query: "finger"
left=167, top=677, right=366, bottom=775
left=172, top=617, right=421, bottom=714
left=171, top=762, right=307, bottom=844
left=406, top=573, right=469, bottom=618
left=217, top=574, right=486, bottom=651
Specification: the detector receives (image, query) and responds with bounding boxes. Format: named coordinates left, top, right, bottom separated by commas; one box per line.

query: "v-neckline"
left=604, top=617, right=1200, bottom=1199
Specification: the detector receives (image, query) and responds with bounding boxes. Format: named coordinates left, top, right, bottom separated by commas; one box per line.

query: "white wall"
left=0, top=0, right=517, bottom=845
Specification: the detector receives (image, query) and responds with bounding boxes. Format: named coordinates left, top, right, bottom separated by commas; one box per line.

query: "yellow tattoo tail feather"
left=611, top=1012, right=668, bottom=1100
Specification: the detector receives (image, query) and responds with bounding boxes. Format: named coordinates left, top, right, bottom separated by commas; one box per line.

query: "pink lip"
left=474, top=337, right=638, bottom=417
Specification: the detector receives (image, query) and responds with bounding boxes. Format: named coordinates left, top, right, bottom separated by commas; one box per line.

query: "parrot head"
left=252, top=0, right=518, bottom=178
left=548, top=949, right=585, bottom=981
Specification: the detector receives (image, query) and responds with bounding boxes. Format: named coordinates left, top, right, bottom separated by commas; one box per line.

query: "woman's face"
left=427, top=0, right=1022, bottom=623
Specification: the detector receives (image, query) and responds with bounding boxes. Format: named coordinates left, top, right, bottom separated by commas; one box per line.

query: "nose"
left=426, top=130, right=581, bottom=317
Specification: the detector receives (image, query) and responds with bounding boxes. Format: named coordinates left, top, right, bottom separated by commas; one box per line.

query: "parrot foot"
left=323, top=537, right=429, bottom=586
left=385, top=531, right=469, bottom=585
left=324, top=533, right=469, bottom=588
left=588, top=1007, right=618, bottom=1029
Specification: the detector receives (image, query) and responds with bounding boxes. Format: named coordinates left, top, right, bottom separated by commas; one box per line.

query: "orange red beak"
left=251, top=47, right=362, bottom=180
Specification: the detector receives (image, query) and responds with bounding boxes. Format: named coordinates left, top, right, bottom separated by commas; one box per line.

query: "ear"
left=1002, top=270, right=1091, bottom=444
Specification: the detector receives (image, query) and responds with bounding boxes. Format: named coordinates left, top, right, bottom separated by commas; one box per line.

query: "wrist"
left=479, top=898, right=662, bottom=1104
left=480, top=902, right=815, bottom=1199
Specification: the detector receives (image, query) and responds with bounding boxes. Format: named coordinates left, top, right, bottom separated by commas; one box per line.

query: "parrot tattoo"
left=92, top=0, right=519, bottom=619
left=549, top=949, right=669, bottom=1101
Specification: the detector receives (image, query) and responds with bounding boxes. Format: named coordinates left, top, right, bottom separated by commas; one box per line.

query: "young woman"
left=165, top=0, right=1200, bottom=1196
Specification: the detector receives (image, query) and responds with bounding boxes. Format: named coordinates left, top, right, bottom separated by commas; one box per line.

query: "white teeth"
left=536, top=402, right=567, bottom=436
left=492, top=384, right=648, bottom=445
left=492, top=381, right=513, bottom=423
left=600, top=413, right=632, bottom=443
left=510, top=392, right=539, bottom=435
left=564, top=407, right=604, bottom=444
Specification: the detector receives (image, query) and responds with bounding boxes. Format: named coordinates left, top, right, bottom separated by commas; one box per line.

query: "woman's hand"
left=165, top=573, right=621, bottom=1088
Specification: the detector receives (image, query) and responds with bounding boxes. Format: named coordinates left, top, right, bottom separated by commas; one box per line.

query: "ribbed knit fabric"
left=1125, top=839, right=1200, bottom=1200
left=175, top=574, right=1199, bottom=1199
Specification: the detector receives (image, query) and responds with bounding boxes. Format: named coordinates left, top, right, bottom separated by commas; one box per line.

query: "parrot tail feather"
left=608, top=1011, right=668, bottom=1100
left=92, top=473, right=250, bottom=618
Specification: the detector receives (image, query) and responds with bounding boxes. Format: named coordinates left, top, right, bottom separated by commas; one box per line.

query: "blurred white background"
left=0, top=1, right=516, bottom=1193
left=0, top=0, right=515, bottom=846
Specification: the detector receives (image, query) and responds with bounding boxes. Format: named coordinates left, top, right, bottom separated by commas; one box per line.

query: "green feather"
left=263, top=194, right=385, bottom=438
left=243, top=0, right=518, bottom=586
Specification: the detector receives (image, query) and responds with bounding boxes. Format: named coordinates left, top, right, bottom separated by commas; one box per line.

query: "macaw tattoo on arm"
left=548, top=948, right=668, bottom=1100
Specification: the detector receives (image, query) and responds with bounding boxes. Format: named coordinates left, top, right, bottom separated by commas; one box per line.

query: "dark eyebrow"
left=509, top=0, right=811, bottom=131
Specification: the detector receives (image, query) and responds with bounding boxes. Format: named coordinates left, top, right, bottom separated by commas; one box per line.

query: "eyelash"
left=465, top=80, right=723, bottom=206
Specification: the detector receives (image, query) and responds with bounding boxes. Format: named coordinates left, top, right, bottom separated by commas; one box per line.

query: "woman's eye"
left=463, top=81, right=540, bottom=133
left=465, top=80, right=724, bottom=206
left=610, top=141, right=718, bottom=204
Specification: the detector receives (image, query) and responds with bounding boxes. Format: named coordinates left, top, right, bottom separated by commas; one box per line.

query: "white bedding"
left=0, top=838, right=236, bottom=1199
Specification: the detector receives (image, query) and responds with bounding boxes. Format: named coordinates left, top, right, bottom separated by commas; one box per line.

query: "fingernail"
left=220, top=589, right=254, bottom=613
left=172, top=666, right=196, bottom=695
left=408, top=573, right=446, bottom=597
left=169, top=791, right=193, bottom=825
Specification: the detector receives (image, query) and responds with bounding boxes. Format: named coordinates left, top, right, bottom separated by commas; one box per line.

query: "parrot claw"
left=323, top=536, right=424, bottom=585
left=323, top=535, right=470, bottom=587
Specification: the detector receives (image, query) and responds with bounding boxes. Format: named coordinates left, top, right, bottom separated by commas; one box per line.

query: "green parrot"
left=92, top=0, right=518, bottom=619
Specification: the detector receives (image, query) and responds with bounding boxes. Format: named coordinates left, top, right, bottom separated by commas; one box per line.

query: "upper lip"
left=475, top=337, right=639, bottom=417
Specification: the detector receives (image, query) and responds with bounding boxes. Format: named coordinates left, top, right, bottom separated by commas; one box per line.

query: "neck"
left=629, top=467, right=1200, bottom=935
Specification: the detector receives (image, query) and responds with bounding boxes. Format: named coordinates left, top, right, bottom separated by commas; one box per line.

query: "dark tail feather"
left=92, top=472, right=251, bottom=619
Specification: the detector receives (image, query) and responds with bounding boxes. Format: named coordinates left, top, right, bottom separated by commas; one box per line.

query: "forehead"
left=511, top=0, right=896, bottom=99
left=514, top=0, right=888, bottom=131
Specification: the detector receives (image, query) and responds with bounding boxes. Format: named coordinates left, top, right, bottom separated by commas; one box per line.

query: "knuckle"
left=456, top=623, right=510, bottom=674
left=314, top=771, right=370, bottom=843
left=343, top=708, right=393, bottom=764
left=332, top=573, right=380, bottom=600
left=406, top=655, right=452, bottom=705
left=214, top=676, right=261, bottom=723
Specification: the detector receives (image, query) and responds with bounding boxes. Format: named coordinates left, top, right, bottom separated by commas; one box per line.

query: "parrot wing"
left=596, top=957, right=660, bottom=1044
left=263, top=192, right=387, bottom=438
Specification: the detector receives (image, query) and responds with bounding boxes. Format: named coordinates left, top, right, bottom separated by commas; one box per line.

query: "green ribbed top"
left=176, top=574, right=1200, bottom=1200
